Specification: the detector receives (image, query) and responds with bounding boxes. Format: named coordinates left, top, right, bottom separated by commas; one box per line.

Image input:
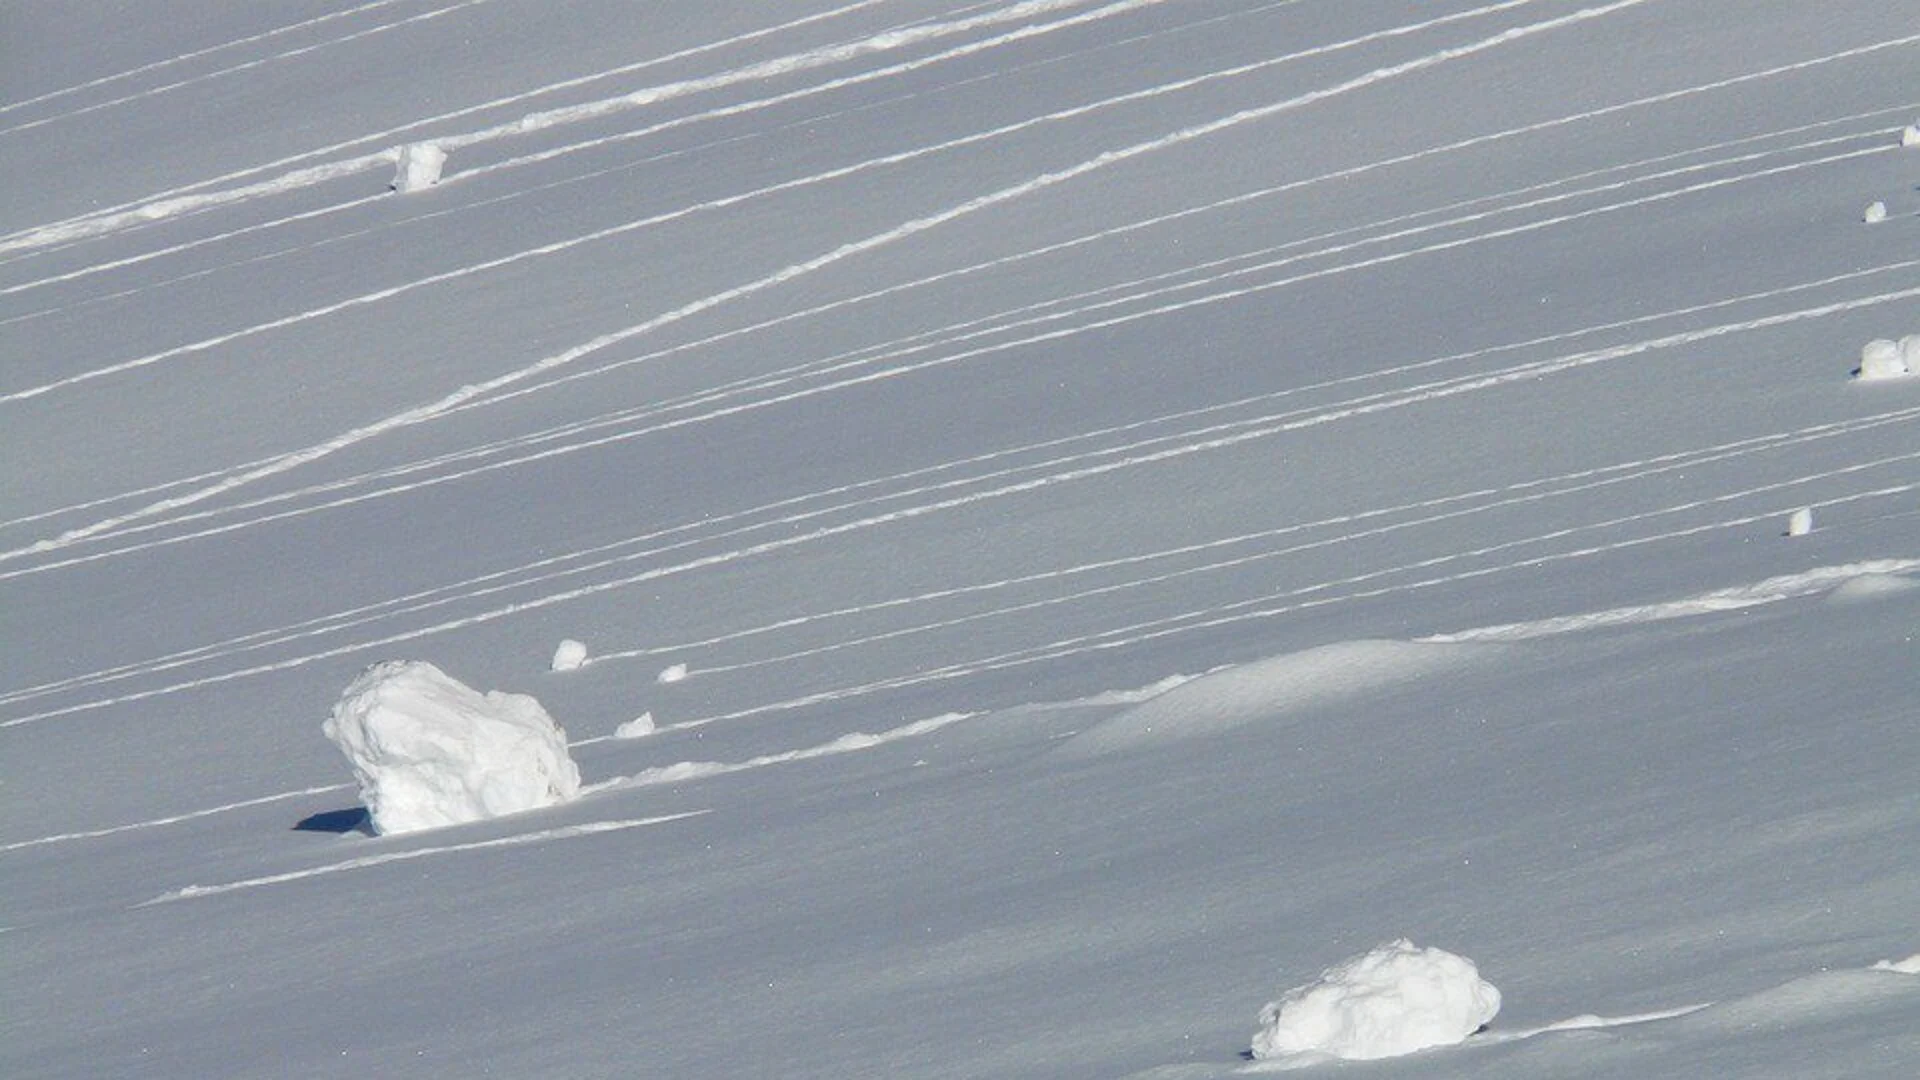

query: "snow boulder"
left=322, top=661, right=582, bottom=835
left=1251, top=939, right=1500, bottom=1062
left=1855, top=338, right=1912, bottom=382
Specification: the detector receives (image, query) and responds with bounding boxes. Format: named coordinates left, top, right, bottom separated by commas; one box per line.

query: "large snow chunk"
left=1856, top=338, right=1912, bottom=381
left=322, top=661, right=581, bottom=835
left=391, top=141, right=446, bottom=192
left=1251, top=939, right=1500, bottom=1061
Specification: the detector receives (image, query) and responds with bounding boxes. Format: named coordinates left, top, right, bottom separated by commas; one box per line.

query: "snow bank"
left=391, top=142, right=447, bottom=192
left=550, top=638, right=588, bottom=672
left=1855, top=338, right=1913, bottom=381
left=1251, top=939, right=1501, bottom=1061
left=322, top=661, right=581, bottom=835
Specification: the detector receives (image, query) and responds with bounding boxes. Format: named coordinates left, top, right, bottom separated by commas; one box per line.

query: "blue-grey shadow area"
left=294, top=807, right=372, bottom=835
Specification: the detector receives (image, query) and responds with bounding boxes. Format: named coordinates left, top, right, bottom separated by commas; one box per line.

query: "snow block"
left=323, top=661, right=581, bottom=835
left=1251, top=939, right=1500, bottom=1061
left=614, top=712, right=657, bottom=739
left=1856, top=338, right=1912, bottom=382
left=551, top=638, right=589, bottom=672
left=391, top=141, right=447, bottom=193
left=1862, top=201, right=1887, bottom=224
left=1903, top=123, right=1920, bottom=148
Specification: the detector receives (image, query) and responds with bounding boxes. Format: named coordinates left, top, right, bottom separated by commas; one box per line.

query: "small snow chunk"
left=550, top=638, right=589, bottom=672
left=1871, top=953, right=1920, bottom=974
left=1856, top=338, right=1912, bottom=381
left=1862, top=201, right=1887, bottom=223
left=322, top=661, right=581, bottom=835
left=1903, top=123, right=1920, bottom=148
left=1251, top=939, right=1501, bottom=1062
left=1786, top=508, right=1813, bottom=537
left=657, top=662, right=689, bottom=684
left=392, top=142, right=447, bottom=192
left=614, top=712, right=656, bottom=739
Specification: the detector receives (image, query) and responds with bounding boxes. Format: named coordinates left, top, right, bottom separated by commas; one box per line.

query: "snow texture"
left=1856, top=338, right=1913, bottom=381
left=550, top=638, right=588, bottom=672
left=391, top=141, right=446, bottom=193
left=321, top=661, right=581, bottom=835
left=1251, top=939, right=1501, bottom=1062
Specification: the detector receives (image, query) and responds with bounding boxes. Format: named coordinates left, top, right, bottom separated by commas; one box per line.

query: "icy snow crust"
left=322, top=661, right=581, bottom=835
left=1251, top=939, right=1501, bottom=1061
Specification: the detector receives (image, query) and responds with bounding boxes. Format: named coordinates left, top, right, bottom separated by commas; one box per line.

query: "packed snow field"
left=3, top=1, right=1917, bottom=1075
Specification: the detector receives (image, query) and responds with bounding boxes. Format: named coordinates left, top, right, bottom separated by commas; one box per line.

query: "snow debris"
left=657, top=662, right=689, bottom=684
left=322, top=661, right=581, bottom=835
left=1251, top=939, right=1501, bottom=1062
left=550, top=638, right=589, bottom=672
left=1786, top=508, right=1813, bottom=537
left=391, top=141, right=447, bottom=192
left=1862, top=201, right=1887, bottom=223
left=614, top=712, right=656, bottom=739
left=1855, top=338, right=1913, bottom=382
left=1871, top=953, right=1920, bottom=974
left=1903, top=122, right=1920, bottom=147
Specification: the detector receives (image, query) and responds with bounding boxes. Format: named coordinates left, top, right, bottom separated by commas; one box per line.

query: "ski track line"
left=0, top=0, right=1643, bottom=557
left=658, top=484, right=1920, bottom=733
left=0, top=0, right=1186, bottom=309
left=16, top=397, right=1909, bottom=715
left=651, top=442, right=1920, bottom=681
left=26, top=144, right=1906, bottom=582
left=0, top=0, right=1109, bottom=258
left=4, top=280, right=1910, bottom=729
left=0, top=0, right=1538, bottom=408
left=582, top=712, right=971, bottom=788
left=0, top=0, right=420, bottom=117
left=137, top=812, right=709, bottom=906
left=0, top=785, right=349, bottom=855
left=0, top=0, right=499, bottom=138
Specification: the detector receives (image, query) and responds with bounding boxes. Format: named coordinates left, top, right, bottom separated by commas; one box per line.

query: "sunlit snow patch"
left=1250, top=939, right=1500, bottom=1062
left=322, top=661, right=581, bottom=835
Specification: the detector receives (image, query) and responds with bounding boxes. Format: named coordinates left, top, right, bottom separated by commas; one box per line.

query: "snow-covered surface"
left=4, top=1, right=1919, bottom=1076
left=322, top=660, right=581, bottom=834
left=1250, top=939, right=1501, bottom=1062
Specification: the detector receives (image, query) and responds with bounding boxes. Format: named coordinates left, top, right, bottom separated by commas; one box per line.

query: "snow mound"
left=1251, top=939, right=1501, bottom=1062
left=1872, top=954, right=1920, bottom=974
left=550, top=638, right=588, bottom=672
left=1855, top=338, right=1912, bottom=381
left=322, top=661, right=581, bottom=835
left=1057, top=640, right=1482, bottom=757
left=1903, top=122, right=1920, bottom=147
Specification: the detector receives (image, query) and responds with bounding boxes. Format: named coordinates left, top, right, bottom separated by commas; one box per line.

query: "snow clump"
left=1903, top=122, right=1920, bottom=148
left=614, top=712, right=656, bottom=739
left=392, top=141, right=446, bottom=192
left=1250, top=939, right=1501, bottom=1062
left=1855, top=338, right=1913, bottom=382
left=1872, top=953, right=1920, bottom=974
left=322, top=660, right=581, bottom=835
left=1786, top=508, right=1813, bottom=537
left=550, top=638, right=589, bottom=672
left=1862, top=201, right=1887, bottom=224
left=657, top=662, right=689, bottom=684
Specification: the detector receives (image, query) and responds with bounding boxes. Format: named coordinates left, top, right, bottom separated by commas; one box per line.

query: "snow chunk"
left=391, top=141, right=446, bottom=192
left=1785, top=507, right=1812, bottom=537
left=1856, top=338, right=1912, bottom=381
left=1871, top=953, right=1920, bottom=974
left=1251, top=939, right=1501, bottom=1062
left=657, top=662, right=689, bottom=684
left=614, top=712, right=656, bottom=739
left=1903, top=123, right=1920, bottom=148
left=1862, top=201, right=1887, bottom=223
left=322, top=661, right=581, bottom=835
left=550, top=638, right=588, bottom=672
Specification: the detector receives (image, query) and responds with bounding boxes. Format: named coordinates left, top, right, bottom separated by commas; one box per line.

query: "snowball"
left=1786, top=508, right=1813, bottom=537
left=657, top=663, right=689, bottom=684
left=1251, top=939, right=1501, bottom=1061
left=614, top=712, right=656, bottom=739
left=322, top=661, right=581, bottom=835
left=391, top=141, right=446, bottom=193
left=1856, top=338, right=1912, bottom=382
left=1862, top=201, right=1887, bottom=224
left=550, top=638, right=589, bottom=672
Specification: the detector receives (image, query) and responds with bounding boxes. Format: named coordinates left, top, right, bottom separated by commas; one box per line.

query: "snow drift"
left=1251, top=939, right=1501, bottom=1061
left=322, top=661, right=581, bottom=835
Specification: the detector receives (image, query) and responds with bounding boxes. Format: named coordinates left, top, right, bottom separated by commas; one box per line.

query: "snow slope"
left=3, top=1, right=1916, bottom=1076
